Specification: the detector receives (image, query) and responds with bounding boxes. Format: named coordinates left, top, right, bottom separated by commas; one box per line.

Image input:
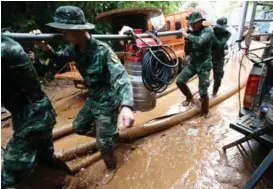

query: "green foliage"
left=2, top=1, right=183, bottom=34
left=188, top=2, right=199, bottom=8
left=116, top=1, right=182, bottom=14
left=13, top=18, right=37, bottom=32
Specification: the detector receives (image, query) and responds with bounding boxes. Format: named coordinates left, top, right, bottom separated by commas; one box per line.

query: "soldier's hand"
left=181, top=29, right=189, bottom=38
left=30, top=29, right=50, bottom=52
left=28, top=51, right=35, bottom=62
left=118, top=107, right=135, bottom=131
left=202, top=21, right=212, bottom=27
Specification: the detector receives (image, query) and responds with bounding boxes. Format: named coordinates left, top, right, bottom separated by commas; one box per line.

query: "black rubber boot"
left=15, top=165, right=77, bottom=189
left=50, top=157, right=72, bottom=175
left=101, top=149, right=117, bottom=170
left=201, top=96, right=209, bottom=118
left=177, top=83, right=193, bottom=106
left=213, top=80, right=221, bottom=97
left=60, top=175, right=79, bottom=189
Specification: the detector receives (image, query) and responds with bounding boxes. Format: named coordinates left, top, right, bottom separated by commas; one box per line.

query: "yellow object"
left=111, top=53, right=119, bottom=63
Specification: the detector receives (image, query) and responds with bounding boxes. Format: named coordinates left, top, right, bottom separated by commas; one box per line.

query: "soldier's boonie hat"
left=46, top=6, right=95, bottom=30
left=215, top=17, right=228, bottom=29
left=186, top=11, right=206, bottom=24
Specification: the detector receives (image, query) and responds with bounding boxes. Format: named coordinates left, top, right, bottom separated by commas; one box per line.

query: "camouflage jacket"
left=212, top=29, right=231, bottom=60
left=1, top=36, right=56, bottom=137
left=185, top=26, right=214, bottom=70
left=46, top=38, right=133, bottom=110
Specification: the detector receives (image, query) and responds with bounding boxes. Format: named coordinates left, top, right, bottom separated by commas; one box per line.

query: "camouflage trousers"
left=1, top=130, right=55, bottom=188
left=176, top=63, right=211, bottom=97
left=212, top=59, right=225, bottom=90
left=72, top=97, right=119, bottom=152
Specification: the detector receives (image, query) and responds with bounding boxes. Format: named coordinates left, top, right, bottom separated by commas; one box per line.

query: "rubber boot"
left=61, top=176, right=79, bottom=189
left=50, top=157, right=72, bottom=175
left=201, top=96, right=209, bottom=118
left=15, top=165, right=78, bottom=189
left=101, top=150, right=117, bottom=170
left=100, top=149, right=117, bottom=185
left=212, top=80, right=221, bottom=97
left=177, top=83, right=193, bottom=106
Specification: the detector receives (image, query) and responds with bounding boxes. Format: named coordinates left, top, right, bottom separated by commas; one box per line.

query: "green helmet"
left=215, top=17, right=228, bottom=29
left=187, top=11, right=206, bottom=24
left=46, top=6, right=95, bottom=30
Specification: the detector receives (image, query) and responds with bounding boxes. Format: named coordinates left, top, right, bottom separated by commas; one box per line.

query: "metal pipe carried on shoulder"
left=2, top=30, right=183, bottom=43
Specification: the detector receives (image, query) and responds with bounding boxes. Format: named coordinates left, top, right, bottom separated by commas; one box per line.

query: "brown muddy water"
left=1, top=42, right=272, bottom=188
left=76, top=90, right=272, bottom=189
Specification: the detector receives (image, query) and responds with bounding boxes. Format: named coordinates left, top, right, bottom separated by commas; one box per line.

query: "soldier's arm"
left=184, top=39, right=192, bottom=56
left=107, top=50, right=134, bottom=109
left=43, top=45, right=74, bottom=67
left=186, top=28, right=213, bottom=47
left=213, top=31, right=231, bottom=48
left=30, top=30, right=74, bottom=67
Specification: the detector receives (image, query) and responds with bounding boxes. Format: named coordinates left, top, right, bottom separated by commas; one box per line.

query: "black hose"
left=142, top=46, right=178, bottom=93
left=127, top=30, right=179, bottom=93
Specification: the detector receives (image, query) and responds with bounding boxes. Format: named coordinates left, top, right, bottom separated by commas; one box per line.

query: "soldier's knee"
left=72, top=120, right=85, bottom=135
left=176, top=77, right=186, bottom=86
left=199, top=83, right=210, bottom=97
left=199, top=89, right=208, bottom=97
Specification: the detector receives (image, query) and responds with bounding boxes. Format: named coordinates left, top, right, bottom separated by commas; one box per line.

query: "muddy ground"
left=1, top=42, right=273, bottom=189
left=74, top=90, right=273, bottom=189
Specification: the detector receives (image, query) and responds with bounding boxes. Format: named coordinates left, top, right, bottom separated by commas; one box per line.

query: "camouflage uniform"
left=177, top=23, right=213, bottom=97
left=46, top=38, right=133, bottom=152
left=1, top=36, right=58, bottom=187
left=212, top=17, right=231, bottom=94
left=176, top=12, right=213, bottom=116
left=44, top=6, right=133, bottom=156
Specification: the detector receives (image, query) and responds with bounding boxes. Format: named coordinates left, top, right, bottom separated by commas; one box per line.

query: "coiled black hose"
left=128, top=31, right=179, bottom=93
left=142, top=46, right=178, bottom=93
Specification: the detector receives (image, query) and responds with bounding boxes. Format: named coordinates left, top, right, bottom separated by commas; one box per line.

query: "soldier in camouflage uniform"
left=177, top=12, right=214, bottom=118
left=211, top=17, right=231, bottom=96
left=33, top=6, right=135, bottom=172
left=1, top=36, right=74, bottom=188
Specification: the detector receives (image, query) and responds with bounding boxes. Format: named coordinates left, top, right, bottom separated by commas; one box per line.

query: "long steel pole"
left=2, top=30, right=183, bottom=43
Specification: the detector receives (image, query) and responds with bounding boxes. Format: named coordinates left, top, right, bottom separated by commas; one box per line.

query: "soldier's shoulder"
left=64, top=44, right=76, bottom=54
left=1, top=36, right=24, bottom=57
left=225, top=29, right=232, bottom=36
left=95, top=39, right=112, bottom=55
left=203, top=26, right=214, bottom=33
left=97, top=39, right=111, bottom=49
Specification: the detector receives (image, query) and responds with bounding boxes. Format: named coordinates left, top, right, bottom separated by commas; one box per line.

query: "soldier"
left=211, top=17, right=231, bottom=97
left=178, top=12, right=214, bottom=118
left=1, top=36, right=77, bottom=188
left=32, top=6, right=135, bottom=175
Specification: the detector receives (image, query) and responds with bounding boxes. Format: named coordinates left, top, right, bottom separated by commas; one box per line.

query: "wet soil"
left=1, top=42, right=272, bottom=188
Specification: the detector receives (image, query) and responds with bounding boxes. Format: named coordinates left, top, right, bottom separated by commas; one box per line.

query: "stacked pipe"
left=52, top=77, right=247, bottom=173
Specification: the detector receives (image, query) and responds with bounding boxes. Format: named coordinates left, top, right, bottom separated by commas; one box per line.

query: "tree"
left=188, top=2, right=199, bottom=8
left=2, top=1, right=183, bottom=33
